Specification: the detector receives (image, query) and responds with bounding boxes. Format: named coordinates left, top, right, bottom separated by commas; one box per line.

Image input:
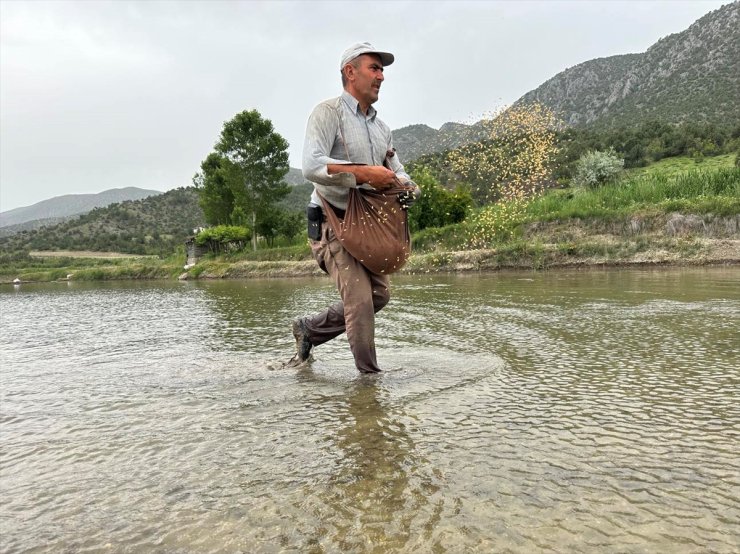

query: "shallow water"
left=1, top=267, right=738, bottom=552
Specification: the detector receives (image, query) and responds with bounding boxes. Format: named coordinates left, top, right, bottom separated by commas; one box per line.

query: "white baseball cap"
left=339, top=42, right=394, bottom=70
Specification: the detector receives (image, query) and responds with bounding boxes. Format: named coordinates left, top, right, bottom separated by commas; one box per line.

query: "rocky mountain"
left=392, top=2, right=739, bottom=163
left=0, top=187, right=162, bottom=229
left=392, top=122, right=485, bottom=165
left=515, top=1, right=740, bottom=128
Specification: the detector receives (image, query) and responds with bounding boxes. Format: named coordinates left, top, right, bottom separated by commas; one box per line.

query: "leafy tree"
left=254, top=208, right=304, bottom=246
left=254, top=206, right=283, bottom=246
left=193, top=153, right=235, bottom=225
left=211, top=110, right=291, bottom=251
left=277, top=211, right=304, bottom=243
left=230, top=205, right=249, bottom=227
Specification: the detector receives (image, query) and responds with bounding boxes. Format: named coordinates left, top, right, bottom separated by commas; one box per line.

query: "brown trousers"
left=305, top=224, right=390, bottom=373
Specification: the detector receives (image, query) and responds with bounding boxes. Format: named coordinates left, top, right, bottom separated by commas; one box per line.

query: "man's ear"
left=343, top=63, right=355, bottom=82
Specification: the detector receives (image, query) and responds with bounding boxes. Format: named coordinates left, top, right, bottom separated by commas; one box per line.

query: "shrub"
left=572, top=149, right=625, bottom=188
left=195, top=225, right=251, bottom=248
left=407, top=167, right=472, bottom=232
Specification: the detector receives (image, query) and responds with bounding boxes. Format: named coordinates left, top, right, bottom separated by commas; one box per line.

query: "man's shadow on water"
left=293, top=370, right=442, bottom=551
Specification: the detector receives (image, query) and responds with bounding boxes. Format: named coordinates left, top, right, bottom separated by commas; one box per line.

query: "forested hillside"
left=0, top=187, right=163, bottom=229
left=0, top=187, right=204, bottom=257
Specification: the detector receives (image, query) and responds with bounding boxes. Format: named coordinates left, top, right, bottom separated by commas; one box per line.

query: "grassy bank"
left=0, top=253, right=184, bottom=284
left=3, top=157, right=738, bottom=284
left=170, top=161, right=740, bottom=278
left=410, top=167, right=737, bottom=250
left=528, top=165, right=739, bottom=220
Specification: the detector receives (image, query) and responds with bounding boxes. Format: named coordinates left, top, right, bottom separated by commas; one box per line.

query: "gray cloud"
left=0, top=0, right=729, bottom=211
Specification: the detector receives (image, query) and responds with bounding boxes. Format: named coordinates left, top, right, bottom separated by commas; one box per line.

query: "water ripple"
left=1, top=269, right=738, bottom=552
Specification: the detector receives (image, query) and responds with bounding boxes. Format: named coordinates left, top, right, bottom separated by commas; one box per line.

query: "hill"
left=392, top=122, right=482, bottom=165
left=0, top=187, right=204, bottom=257
left=515, top=1, right=739, bottom=128
left=0, top=167, right=312, bottom=243
left=285, top=167, right=309, bottom=186
left=279, top=182, right=313, bottom=213
left=0, top=175, right=316, bottom=258
left=0, top=217, right=76, bottom=238
left=393, top=2, right=739, bottom=163
left=0, top=187, right=163, bottom=230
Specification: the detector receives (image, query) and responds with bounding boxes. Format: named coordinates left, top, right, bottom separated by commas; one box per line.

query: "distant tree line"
left=408, top=119, right=740, bottom=192
left=553, top=120, right=740, bottom=181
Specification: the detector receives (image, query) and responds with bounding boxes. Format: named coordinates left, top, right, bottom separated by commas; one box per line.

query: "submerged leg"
left=302, top=227, right=390, bottom=372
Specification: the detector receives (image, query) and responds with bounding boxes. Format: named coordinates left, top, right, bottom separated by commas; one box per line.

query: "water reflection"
left=294, top=373, right=439, bottom=551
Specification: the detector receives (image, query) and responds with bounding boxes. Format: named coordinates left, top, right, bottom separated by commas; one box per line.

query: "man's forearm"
left=327, top=164, right=369, bottom=183
left=327, top=164, right=398, bottom=188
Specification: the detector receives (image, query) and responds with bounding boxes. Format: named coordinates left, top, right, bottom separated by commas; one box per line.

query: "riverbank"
left=2, top=161, right=738, bottom=284
left=141, top=211, right=740, bottom=279
left=3, top=225, right=738, bottom=284
left=183, top=237, right=739, bottom=280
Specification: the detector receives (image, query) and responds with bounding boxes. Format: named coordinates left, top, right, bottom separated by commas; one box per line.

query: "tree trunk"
left=252, top=210, right=257, bottom=251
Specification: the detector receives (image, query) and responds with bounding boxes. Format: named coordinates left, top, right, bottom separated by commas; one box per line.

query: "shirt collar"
left=341, top=90, right=377, bottom=120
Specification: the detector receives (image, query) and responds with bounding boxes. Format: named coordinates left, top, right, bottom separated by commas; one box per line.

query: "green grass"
left=410, top=157, right=739, bottom=254
left=626, top=153, right=736, bottom=179
left=526, top=165, right=740, bottom=221
left=411, top=223, right=468, bottom=252
left=69, top=264, right=179, bottom=281
left=1, top=255, right=185, bottom=283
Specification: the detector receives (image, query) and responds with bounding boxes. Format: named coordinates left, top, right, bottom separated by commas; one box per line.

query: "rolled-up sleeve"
left=385, top=130, right=411, bottom=182
left=387, top=147, right=411, bottom=182
left=302, top=103, right=357, bottom=188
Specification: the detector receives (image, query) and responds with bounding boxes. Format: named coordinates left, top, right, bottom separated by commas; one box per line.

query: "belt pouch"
left=306, top=204, right=322, bottom=241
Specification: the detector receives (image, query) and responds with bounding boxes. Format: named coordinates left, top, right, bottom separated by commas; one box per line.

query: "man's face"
left=347, top=54, right=385, bottom=106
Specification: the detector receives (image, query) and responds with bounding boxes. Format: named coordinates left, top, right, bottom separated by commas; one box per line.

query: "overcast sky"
left=0, top=0, right=729, bottom=212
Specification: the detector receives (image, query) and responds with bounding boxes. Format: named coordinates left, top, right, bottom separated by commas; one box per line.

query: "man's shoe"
left=292, top=318, right=313, bottom=362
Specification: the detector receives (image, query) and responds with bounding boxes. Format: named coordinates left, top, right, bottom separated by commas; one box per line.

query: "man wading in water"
left=288, top=42, right=419, bottom=373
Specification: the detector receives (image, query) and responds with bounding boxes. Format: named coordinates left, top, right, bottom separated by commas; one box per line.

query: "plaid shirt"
left=302, top=90, right=410, bottom=210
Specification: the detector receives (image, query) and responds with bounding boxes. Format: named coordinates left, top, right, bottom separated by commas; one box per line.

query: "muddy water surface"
left=1, top=267, right=738, bottom=552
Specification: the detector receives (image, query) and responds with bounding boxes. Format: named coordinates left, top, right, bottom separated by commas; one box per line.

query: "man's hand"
left=398, top=181, right=421, bottom=210
left=361, top=166, right=397, bottom=189
left=327, top=164, right=396, bottom=189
